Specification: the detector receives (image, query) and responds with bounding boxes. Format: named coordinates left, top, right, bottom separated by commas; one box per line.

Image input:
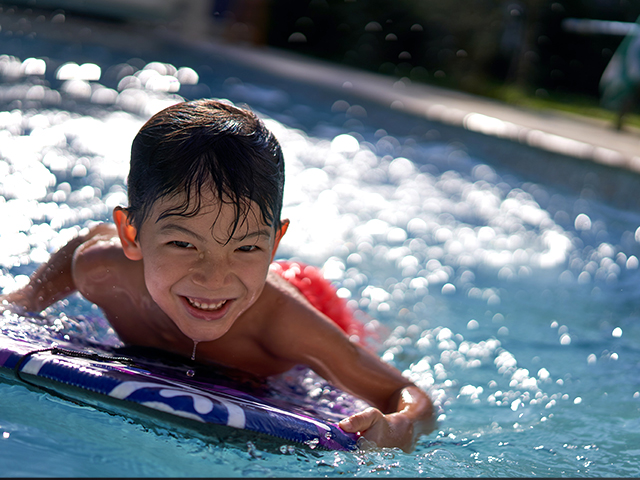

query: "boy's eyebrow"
left=157, top=222, right=272, bottom=242
left=157, top=223, right=207, bottom=243
left=235, top=229, right=273, bottom=241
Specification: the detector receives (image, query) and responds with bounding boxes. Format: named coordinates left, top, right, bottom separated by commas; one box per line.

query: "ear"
left=270, top=219, right=289, bottom=261
left=113, top=206, right=143, bottom=261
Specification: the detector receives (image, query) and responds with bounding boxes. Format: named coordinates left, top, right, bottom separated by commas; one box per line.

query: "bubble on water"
left=91, top=86, right=118, bottom=105
left=56, top=62, right=101, bottom=81
left=486, top=293, right=500, bottom=305
left=176, top=66, right=199, bottom=85
left=145, top=75, right=180, bottom=93
left=388, top=157, right=416, bottom=183
left=577, top=271, right=591, bottom=284
left=407, top=218, right=427, bottom=235
left=22, top=57, right=46, bottom=76
left=539, top=230, right=573, bottom=268
left=459, top=385, right=483, bottom=400
left=346, top=105, right=367, bottom=118
left=118, top=75, right=143, bottom=91
left=322, top=257, right=345, bottom=281
left=104, top=191, right=128, bottom=209
left=511, top=398, right=522, bottom=411
left=62, top=79, right=92, bottom=99
left=574, top=213, right=591, bottom=230
left=330, top=134, right=359, bottom=153
left=387, top=227, right=407, bottom=244
left=612, top=327, right=622, bottom=337
left=71, top=164, right=87, bottom=178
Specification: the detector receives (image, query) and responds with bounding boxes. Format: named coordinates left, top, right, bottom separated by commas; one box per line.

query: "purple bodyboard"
left=0, top=334, right=359, bottom=451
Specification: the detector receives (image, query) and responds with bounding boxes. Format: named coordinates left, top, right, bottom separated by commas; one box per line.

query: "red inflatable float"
left=270, top=260, right=365, bottom=341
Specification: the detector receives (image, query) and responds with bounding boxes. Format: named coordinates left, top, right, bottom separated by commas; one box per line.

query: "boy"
left=1, top=99, right=434, bottom=452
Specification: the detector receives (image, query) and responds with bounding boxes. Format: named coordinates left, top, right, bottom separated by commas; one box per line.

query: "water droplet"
left=191, top=341, right=198, bottom=361
left=305, top=437, right=319, bottom=449
left=186, top=369, right=195, bottom=377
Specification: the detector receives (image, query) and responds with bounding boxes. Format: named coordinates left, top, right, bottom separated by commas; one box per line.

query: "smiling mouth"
left=186, top=297, right=228, bottom=311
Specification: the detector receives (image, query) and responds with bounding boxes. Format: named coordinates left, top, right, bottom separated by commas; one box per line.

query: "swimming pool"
left=1, top=7, right=639, bottom=477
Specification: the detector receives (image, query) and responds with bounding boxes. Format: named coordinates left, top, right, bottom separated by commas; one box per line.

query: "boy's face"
left=116, top=189, right=286, bottom=343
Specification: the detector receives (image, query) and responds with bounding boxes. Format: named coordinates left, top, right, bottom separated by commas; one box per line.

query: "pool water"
left=1, top=9, right=640, bottom=477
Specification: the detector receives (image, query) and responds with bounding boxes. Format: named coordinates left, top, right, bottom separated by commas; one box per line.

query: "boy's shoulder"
left=72, top=223, right=143, bottom=299
left=258, top=271, right=327, bottom=323
left=74, top=225, right=129, bottom=274
left=244, top=272, right=350, bottom=348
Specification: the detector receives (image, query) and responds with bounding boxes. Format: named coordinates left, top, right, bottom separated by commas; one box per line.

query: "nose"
left=189, top=252, right=233, bottom=288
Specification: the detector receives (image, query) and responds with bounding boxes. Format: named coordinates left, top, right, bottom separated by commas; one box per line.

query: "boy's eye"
left=238, top=245, right=259, bottom=252
left=171, top=241, right=194, bottom=249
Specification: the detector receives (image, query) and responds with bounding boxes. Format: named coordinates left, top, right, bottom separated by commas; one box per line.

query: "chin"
left=177, top=320, right=232, bottom=344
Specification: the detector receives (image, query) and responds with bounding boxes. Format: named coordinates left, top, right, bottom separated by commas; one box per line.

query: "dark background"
left=255, top=0, right=640, bottom=106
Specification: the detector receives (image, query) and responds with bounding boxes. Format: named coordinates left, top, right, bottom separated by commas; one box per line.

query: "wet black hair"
left=126, top=99, right=285, bottom=240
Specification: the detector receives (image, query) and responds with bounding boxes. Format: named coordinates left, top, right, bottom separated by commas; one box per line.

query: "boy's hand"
left=339, top=407, right=415, bottom=452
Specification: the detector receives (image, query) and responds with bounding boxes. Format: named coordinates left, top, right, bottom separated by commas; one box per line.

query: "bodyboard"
left=0, top=328, right=359, bottom=451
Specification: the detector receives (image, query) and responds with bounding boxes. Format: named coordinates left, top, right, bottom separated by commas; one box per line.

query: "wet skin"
left=1, top=191, right=435, bottom=451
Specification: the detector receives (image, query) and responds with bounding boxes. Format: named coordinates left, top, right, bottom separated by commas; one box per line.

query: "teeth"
left=187, top=297, right=227, bottom=311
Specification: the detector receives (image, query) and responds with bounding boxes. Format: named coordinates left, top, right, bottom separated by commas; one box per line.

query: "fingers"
left=339, top=407, right=383, bottom=433
left=340, top=410, right=415, bottom=452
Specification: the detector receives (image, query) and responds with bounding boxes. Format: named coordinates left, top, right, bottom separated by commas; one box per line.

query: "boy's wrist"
left=387, top=411, right=415, bottom=442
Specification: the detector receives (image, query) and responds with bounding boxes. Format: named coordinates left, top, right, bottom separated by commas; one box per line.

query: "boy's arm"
left=322, top=339, right=435, bottom=452
left=261, top=279, right=436, bottom=452
left=1, top=223, right=115, bottom=312
left=334, top=349, right=435, bottom=452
